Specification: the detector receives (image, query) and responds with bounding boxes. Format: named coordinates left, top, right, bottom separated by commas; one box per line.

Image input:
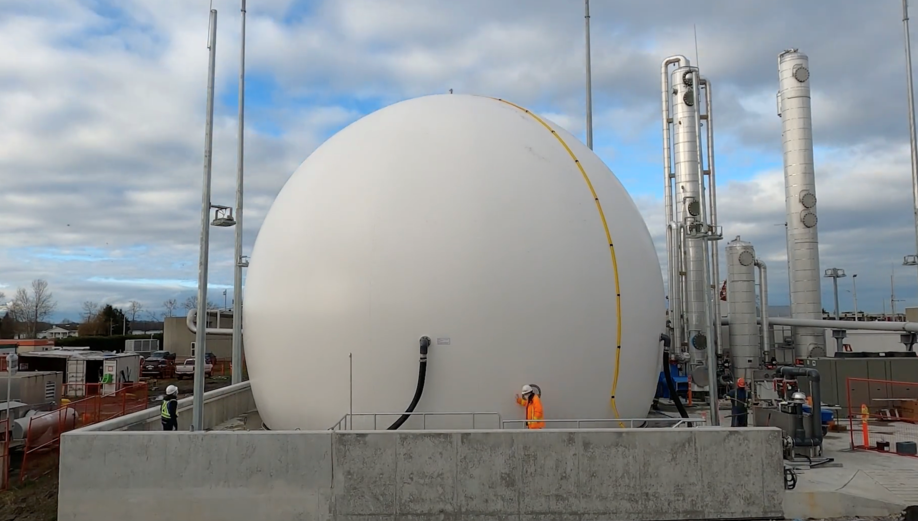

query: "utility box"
left=125, top=339, right=159, bottom=353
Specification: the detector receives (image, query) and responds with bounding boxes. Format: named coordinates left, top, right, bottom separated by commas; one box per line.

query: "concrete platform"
left=58, top=426, right=784, bottom=520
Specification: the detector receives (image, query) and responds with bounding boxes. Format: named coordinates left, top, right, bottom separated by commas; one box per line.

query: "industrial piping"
left=660, top=333, right=689, bottom=419
left=662, top=55, right=690, bottom=355
left=755, top=259, right=771, bottom=361
left=186, top=309, right=235, bottom=335
left=720, top=315, right=918, bottom=333
left=777, top=366, right=823, bottom=447
left=700, top=78, right=723, bottom=357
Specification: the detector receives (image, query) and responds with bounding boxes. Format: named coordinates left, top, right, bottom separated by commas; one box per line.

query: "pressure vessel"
left=244, top=94, right=665, bottom=430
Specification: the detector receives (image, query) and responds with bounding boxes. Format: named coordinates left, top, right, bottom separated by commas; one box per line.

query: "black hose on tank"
left=387, top=336, right=432, bottom=430
left=661, top=334, right=689, bottom=419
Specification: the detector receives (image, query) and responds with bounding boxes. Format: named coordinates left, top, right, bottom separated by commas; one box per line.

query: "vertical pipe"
left=193, top=8, right=218, bottom=431
left=701, top=79, right=723, bottom=357
left=757, top=260, right=771, bottom=362
left=662, top=56, right=689, bottom=352
left=584, top=0, right=593, bottom=150
left=833, top=276, right=840, bottom=321
left=904, top=0, right=918, bottom=298
left=691, top=68, right=718, bottom=424
left=349, top=352, right=353, bottom=416
left=231, top=0, right=246, bottom=385
left=853, top=274, right=859, bottom=321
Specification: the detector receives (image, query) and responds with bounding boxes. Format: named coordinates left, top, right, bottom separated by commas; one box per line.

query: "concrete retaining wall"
left=78, top=381, right=255, bottom=432
left=58, top=427, right=783, bottom=520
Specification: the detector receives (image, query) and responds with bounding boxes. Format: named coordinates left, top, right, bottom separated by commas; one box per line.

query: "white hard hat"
left=521, top=384, right=533, bottom=395
left=166, top=385, right=178, bottom=396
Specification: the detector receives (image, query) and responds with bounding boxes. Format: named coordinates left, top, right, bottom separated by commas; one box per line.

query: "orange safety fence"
left=213, top=358, right=232, bottom=377
left=846, top=377, right=918, bottom=456
left=19, top=382, right=148, bottom=483
left=0, top=418, right=9, bottom=490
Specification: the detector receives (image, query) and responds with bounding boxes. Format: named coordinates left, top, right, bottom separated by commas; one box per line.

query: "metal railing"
left=330, top=411, right=502, bottom=431
left=329, top=412, right=706, bottom=431
left=499, top=417, right=707, bottom=429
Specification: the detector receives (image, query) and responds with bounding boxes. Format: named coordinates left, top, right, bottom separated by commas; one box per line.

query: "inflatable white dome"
left=244, top=94, right=665, bottom=430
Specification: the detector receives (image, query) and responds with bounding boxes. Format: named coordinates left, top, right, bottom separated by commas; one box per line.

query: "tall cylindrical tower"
left=777, top=49, right=825, bottom=359
left=672, top=65, right=710, bottom=367
left=725, top=236, right=759, bottom=384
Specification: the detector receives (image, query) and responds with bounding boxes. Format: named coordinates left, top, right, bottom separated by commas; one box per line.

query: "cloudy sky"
left=1, top=0, right=916, bottom=322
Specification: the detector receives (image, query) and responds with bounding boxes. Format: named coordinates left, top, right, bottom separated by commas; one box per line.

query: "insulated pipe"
left=720, top=315, right=918, bottom=333
left=668, top=221, right=683, bottom=352
left=662, top=55, right=691, bottom=350
left=692, top=67, right=718, bottom=425
left=186, top=309, right=235, bottom=335
left=756, top=259, right=771, bottom=361
left=776, top=366, right=823, bottom=447
left=701, top=78, right=723, bottom=356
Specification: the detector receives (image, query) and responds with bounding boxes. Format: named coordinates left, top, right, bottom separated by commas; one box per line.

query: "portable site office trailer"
left=18, top=352, right=141, bottom=398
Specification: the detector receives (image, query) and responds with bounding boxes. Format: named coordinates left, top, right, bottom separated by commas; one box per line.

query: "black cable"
left=784, top=467, right=797, bottom=490
left=387, top=336, right=432, bottom=430
left=660, top=334, right=689, bottom=419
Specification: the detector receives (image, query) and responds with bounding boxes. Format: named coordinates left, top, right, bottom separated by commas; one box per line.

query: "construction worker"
left=726, top=377, right=748, bottom=427
left=161, top=385, right=179, bottom=431
left=515, top=384, right=545, bottom=429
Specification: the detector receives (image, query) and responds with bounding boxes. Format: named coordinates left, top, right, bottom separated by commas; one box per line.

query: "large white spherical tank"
left=244, top=94, right=665, bottom=430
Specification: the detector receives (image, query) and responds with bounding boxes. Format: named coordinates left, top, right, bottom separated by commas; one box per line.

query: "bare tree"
left=162, top=298, right=178, bottom=318
left=81, top=301, right=99, bottom=323
left=127, top=300, right=143, bottom=324
left=183, top=295, right=217, bottom=312
left=9, top=279, right=57, bottom=337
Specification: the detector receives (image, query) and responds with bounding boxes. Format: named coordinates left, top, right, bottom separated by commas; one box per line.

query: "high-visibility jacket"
left=161, top=399, right=176, bottom=420
left=516, top=394, right=544, bottom=429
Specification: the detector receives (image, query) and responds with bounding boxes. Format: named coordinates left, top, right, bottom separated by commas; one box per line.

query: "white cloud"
left=0, top=0, right=917, bottom=319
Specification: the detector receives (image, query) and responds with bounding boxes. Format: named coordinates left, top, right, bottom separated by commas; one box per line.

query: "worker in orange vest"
left=516, top=384, right=545, bottom=429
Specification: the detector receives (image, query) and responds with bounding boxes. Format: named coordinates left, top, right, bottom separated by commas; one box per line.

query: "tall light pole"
left=231, top=0, right=247, bottom=385
left=852, top=274, right=859, bottom=321
left=902, top=0, right=918, bottom=294
left=824, top=268, right=846, bottom=321
left=584, top=0, right=593, bottom=149
left=3, top=353, right=16, bottom=489
left=193, top=8, right=218, bottom=431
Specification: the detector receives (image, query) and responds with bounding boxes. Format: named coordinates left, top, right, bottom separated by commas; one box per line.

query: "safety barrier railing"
left=330, top=412, right=503, bottom=431
left=19, top=382, right=148, bottom=482
left=329, top=413, right=707, bottom=431
left=62, top=381, right=147, bottom=398
left=846, top=377, right=918, bottom=456
left=499, top=417, right=708, bottom=429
